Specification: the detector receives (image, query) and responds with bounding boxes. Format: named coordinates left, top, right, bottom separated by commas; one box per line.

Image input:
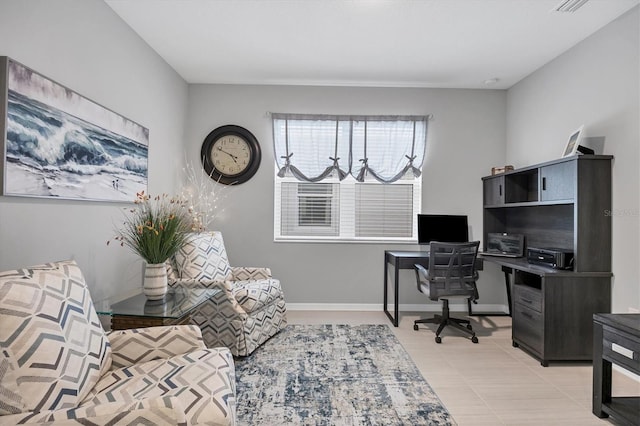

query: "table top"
left=593, top=313, right=640, bottom=336
left=96, top=287, right=219, bottom=319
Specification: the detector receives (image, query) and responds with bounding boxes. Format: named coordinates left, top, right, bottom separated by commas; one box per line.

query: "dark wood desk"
left=593, top=313, right=640, bottom=425
left=383, top=251, right=485, bottom=327
left=482, top=256, right=611, bottom=366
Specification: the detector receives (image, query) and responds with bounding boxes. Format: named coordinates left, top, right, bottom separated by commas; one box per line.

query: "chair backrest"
left=172, top=231, right=232, bottom=282
left=416, top=241, right=480, bottom=301
left=0, top=260, right=112, bottom=415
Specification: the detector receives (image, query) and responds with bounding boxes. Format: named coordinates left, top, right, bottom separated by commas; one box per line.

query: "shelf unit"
left=482, top=155, right=613, bottom=365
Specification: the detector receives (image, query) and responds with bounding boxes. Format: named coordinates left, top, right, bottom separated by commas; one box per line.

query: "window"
left=273, top=114, right=429, bottom=242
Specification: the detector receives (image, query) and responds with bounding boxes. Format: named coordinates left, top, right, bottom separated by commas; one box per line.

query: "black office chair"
left=413, top=241, right=480, bottom=343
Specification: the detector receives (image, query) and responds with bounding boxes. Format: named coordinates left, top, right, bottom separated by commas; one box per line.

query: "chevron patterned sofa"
left=167, top=231, right=287, bottom=357
left=0, top=260, right=236, bottom=425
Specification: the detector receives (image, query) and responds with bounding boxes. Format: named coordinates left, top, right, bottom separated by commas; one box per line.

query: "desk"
left=593, top=313, right=640, bottom=425
left=483, top=256, right=611, bottom=365
left=383, top=251, right=485, bottom=327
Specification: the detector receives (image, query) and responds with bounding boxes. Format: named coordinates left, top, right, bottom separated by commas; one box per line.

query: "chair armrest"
left=1, top=396, right=186, bottom=425
left=108, top=325, right=206, bottom=369
left=168, top=277, right=248, bottom=317
left=230, top=267, right=272, bottom=281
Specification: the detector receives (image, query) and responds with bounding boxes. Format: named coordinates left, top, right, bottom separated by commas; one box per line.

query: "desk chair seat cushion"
left=416, top=266, right=479, bottom=301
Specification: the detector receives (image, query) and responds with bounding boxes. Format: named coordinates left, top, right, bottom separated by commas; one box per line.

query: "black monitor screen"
left=418, top=214, right=469, bottom=244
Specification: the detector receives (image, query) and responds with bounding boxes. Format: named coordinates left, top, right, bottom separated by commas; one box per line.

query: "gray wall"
left=2, top=1, right=635, bottom=313
left=506, top=7, right=639, bottom=312
left=0, top=0, right=188, bottom=301
left=185, top=85, right=507, bottom=308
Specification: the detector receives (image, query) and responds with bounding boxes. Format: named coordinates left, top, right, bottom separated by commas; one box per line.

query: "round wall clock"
left=200, top=125, right=261, bottom=185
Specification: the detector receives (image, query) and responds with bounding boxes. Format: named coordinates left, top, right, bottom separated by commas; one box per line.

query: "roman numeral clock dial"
left=201, top=125, right=261, bottom=185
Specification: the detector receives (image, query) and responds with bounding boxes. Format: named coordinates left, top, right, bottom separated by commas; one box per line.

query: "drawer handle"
left=522, top=298, right=534, bottom=304
left=612, top=343, right=634, bottom=359
left=521, top=311, right=533, bottom=320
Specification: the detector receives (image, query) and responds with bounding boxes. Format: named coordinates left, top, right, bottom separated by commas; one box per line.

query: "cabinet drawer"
left=514, top=285, right=542, bottom=313
left=602, top=326, right=640, bottom=375
left=514, top=304, right=543, bottom=354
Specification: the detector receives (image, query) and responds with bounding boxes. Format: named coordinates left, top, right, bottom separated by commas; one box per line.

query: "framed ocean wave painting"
left=0, top=57, right=148, bottom=202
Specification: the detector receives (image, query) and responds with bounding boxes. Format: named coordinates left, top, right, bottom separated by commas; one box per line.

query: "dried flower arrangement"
left=108, top=191, right=192, bottom=264
left=180, top=159, right=231, bottom=232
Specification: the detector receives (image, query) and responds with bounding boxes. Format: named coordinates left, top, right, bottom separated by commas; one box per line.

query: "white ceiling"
left=105, top=0, right=639, bottom=89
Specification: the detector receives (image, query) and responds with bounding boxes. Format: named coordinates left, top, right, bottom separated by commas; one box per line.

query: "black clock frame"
left=200, top=125, right=261, bottom=185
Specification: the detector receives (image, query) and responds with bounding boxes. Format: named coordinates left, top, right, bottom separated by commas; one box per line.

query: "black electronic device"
left=417, top=214, right=469, bottom=245
left=527, top=247, right=574, bottom=270
left=483, top=233, right=524, bottom=257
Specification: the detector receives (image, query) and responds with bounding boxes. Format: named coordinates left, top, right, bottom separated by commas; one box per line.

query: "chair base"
left=413, top=299, right=478, bottom=343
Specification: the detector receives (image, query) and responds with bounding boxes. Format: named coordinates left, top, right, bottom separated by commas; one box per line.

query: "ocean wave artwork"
left=2, top=58, right=148, bottom=202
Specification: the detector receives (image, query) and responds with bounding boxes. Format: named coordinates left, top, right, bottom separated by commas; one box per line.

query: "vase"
left=143, top=263, right=168, bottom=300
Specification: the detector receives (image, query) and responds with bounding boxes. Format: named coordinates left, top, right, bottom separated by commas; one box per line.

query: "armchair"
left=167, top=231, right=287, bottom=356
left=413, top=241, right=481, bottom=344
left=0, top=260, right=236, bottom=425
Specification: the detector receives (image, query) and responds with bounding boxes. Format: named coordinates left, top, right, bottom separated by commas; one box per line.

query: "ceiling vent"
left=553, top=0, right=589, bottom=12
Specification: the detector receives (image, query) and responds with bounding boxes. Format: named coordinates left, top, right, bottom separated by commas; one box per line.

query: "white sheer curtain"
left=272, top=113, right=429, bottom=183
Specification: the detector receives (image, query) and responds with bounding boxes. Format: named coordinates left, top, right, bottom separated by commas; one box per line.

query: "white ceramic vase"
left=143, top=263, right=168, bottom=300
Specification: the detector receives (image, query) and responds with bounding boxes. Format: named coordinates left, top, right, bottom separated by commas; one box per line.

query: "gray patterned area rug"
left=234, top=324, right=455, bottom=425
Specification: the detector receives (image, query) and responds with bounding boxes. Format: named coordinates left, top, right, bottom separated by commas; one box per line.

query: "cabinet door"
left=540, top=161, right=575, bottom=201
left=483, top=176, right=504, bottom=206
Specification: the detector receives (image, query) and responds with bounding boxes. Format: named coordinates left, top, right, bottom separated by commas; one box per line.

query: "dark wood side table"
left=593, top=313, right=640, bottom=425
left=97, top=287, right=219, bottom=331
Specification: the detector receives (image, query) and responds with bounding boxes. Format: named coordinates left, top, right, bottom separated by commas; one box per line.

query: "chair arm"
left=169, top=278, right=249, bottom=317
left=1, top=396, right=186, bottom=425
left=108, top=325, right=206, bottom=369
left=230, top=266, right=272, bottom=281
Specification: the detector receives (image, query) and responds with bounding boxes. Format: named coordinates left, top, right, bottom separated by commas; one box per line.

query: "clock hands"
left=217, top=146, right=239, bottom=164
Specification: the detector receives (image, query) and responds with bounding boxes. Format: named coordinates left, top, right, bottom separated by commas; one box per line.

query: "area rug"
left=234, top=324, right=455, bottom=425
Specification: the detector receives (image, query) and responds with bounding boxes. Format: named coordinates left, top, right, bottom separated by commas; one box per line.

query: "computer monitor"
left=417, top=214, right=469, bottom=245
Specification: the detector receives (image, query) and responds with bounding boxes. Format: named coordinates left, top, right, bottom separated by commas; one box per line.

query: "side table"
left=592, top=313, right=640, bottom=425
left=97, top=287, right=219, bottom=331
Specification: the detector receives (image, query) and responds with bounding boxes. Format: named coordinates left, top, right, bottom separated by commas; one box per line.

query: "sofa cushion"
left=174, top=232, right=232, bottom=282
left=83, top=348, right=236, bottom=426
left=0, top=260, right=112, bottom=415
left=232, top=279, right=283, bottom=314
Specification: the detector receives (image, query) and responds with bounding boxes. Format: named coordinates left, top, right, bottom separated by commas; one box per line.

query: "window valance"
left=272, top=113, right=430, bottom=183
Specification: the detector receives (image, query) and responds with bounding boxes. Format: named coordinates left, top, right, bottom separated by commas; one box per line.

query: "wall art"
left=0, top=57, right=148, bottom=202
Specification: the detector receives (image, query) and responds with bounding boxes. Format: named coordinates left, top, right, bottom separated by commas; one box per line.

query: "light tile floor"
left=287, top=310, right=640, bottom=425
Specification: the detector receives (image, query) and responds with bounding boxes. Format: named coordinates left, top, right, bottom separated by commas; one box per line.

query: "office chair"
left=413, top=241, right=480, bottom=344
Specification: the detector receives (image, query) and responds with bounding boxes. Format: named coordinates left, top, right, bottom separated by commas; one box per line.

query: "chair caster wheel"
left=413, top=324, right=419, bottom=331
left=435, top=336, right=442, bottom=344
left=471, top=336, right=478, bottom=344
left=466, top=324, right=473, bottom=330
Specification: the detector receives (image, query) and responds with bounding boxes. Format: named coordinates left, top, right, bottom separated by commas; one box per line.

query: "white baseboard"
left=287, top=303, right=508, bottom=313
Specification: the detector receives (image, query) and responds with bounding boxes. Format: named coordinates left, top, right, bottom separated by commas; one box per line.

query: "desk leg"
left=592, top=321, right=611, bottom=418
left=383, top=253, right=399, bottom=327
left=393, top=263, right=399, bottom=327
left=502, top=266, right=513, bottom=316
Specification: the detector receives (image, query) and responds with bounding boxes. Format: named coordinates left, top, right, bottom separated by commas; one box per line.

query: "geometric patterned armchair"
left=0, top=260, right=236, bottom=425
left=167, top=232, right=287, bottom=357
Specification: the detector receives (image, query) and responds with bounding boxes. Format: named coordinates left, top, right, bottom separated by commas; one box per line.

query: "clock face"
left=201, top=125, right=261, bottom=185
left=210, top=135, right=251, bottom=177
